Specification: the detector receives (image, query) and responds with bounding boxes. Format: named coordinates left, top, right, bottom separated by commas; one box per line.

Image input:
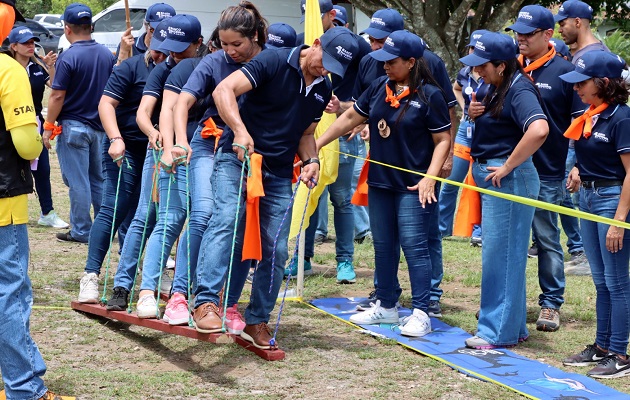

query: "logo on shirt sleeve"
left=13, top=105, right=35, bottom=116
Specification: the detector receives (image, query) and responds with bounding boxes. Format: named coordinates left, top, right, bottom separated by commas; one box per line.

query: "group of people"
left=2, top=0, right=630, bottom=398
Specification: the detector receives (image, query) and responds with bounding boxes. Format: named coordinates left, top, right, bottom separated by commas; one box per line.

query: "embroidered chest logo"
left=535, top=82, right=552, bottom=90
left=592, top=132, right=609, bottom=142
left=409, top=100, right=422, bottom=109
left=314, top=93, right=325, bottom=103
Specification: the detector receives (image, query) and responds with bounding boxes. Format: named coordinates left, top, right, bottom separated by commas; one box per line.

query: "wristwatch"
left=302, top=158, right=320, bottom=167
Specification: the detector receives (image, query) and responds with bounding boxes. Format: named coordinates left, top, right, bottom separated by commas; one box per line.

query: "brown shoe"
left=39, top=391, right=76, bottom=400
left=241, top=322, right=277, bottom=349
left=193, top=302, right=223, bottom=333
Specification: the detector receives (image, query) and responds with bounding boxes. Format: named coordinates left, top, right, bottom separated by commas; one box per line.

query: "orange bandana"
left=518, top=45, right=556, bottom=73
left=563, top=103, right=609, bottom=140
left=385, top=84, right=410, bottom=108
left=242, top=153, right=265, bottom=261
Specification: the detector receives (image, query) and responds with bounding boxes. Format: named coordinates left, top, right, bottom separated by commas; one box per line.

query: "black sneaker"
left=587, top=354, right=630, bottom=379
left=106, top=287, right=129, bottom=311
left=470, top=237, right=482, bottom=247
left=563, top=344, right=608, bottom=366
left=428, top=300, right=442, bottom=318
left=56, top=231, right=86, bottom=244
left=527, top=242, right=538, bottom=258
left=356, top=290, right=377, bottom=311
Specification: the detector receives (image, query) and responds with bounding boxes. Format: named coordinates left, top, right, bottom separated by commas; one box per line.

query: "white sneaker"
left=160, top=269, right=173, bottom=297
left=78, top=272, right=99, bottom=303
left=349, top=300, right=399, bottom=325
left=38, top=211, right=69, bottom=229
left=137, top=294, right=159, bottom=319
left=166, top=256, right=176, bottom=270
left=400, top=309, right=432, bottom=337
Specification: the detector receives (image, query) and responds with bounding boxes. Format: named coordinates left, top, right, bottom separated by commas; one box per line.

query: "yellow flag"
left=289, top=0, right=339, bottom=238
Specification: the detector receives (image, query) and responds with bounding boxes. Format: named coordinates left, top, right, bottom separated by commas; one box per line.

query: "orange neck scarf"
left=518, top=45, right=556, bottom=73
left=563, top=103, right=609, bottom=140
left=242, top=153, right=265, bottom=261
left=385, top=83, right=410, bottom=108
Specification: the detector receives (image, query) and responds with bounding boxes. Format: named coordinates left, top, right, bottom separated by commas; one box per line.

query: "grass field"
left=10, top=147, right=630, bottom=399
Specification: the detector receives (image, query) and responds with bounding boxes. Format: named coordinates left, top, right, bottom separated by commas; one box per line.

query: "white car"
left=33, top=14, right=63, bottom=27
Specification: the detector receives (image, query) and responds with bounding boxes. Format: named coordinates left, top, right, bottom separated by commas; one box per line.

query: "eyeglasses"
left=517, top=29, right=544, bottom=39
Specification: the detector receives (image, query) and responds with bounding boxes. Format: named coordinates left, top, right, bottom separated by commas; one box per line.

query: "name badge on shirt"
left=466, top=126, right=472, bottom=139
left=464, top=86, right=473, bottom=96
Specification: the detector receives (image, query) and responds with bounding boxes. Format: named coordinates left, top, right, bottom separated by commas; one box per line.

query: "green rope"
left=127, top=149, right=160, bottom=313
left=220, top=144, right=249, bottom=332
left=100, top=157, right=131, bottom=304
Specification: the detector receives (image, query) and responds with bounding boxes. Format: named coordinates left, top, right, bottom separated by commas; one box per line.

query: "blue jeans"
left=172, top=128, right=215, bottom=296
left=352, top=136, right=370, bottom=239
left=113, top=148, right=158, bottom=290
left=85, top=137, right=145, bottom=275
left=139, top=165, right=188, bottom=292
left=559, top=147, right=584, bottom=253
left=532, top=180, right=565, bottom=310
left=438, top=119, right=481, bottom=238
left=32, top=115, right=54, bottom=215
left=195, top=150, right=292, bottom=325
left=305, top=136, right=356, bottom=262
left=429, top=184, right=443, bottom=301
left=370, top=186, right=434, bottom=311
left=56, top=120, right=104, bottom=242
left=580, top=185, right=630, bottom=355
left=473, top=157, right=539, bottom=345
left=0, top=224, right=47, bottom=399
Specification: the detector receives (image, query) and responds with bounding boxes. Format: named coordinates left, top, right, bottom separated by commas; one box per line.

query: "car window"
left=43, top=16, right=62, bottom=25
left=93, top=8, right=146, bottom=33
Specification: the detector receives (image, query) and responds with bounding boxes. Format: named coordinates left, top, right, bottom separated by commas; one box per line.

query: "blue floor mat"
left=309, top=297, right=630, bottom=400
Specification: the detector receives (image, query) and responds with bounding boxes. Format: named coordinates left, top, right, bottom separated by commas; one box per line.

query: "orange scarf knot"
left=563, top=103, right=609, bottom=140
left=518, top=45, right=556, bottom=73
left=385, top=83, right=410, bottom=108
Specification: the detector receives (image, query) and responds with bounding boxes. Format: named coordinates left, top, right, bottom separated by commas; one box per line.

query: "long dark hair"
left=394, top=57, right=445, bottom=128
left=593, top=77, right=629, bottom=105
left=217, top=1, right=268, bottom=48
left=484, top=58, right=529, bottom=118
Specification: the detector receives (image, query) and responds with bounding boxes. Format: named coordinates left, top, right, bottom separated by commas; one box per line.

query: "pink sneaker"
left=225, top=304, right=246, bottom=334
left=163, top=293, right=190, bottom=326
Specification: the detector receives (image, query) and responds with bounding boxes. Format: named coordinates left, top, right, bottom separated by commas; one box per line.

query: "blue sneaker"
left=336, top=261, right=356, bottom=284
left=283, top=257, right=313, bottom=278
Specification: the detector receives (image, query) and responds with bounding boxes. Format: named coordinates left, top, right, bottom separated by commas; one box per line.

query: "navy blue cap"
left=370, top=30, right=425, bottom=62
left=554, top=0, right=593, bottom=22
left=506, top=5, right=554, bottom=34
left=145, top=3, right=175, bottom=28
left=150, top=18, right=170, bottom=54
left=468, top=29, right=491, bottom=47
left=549, top=38, right=570, bottom=58
left=559, top=51, right=625, bottom=83
left=158, top=14, right=201, bottom=53
left=266, top=23, right=296, bottom=48
left=300, top=0, right=334, bottom=23
left=8, top=26, right=40, bottom=43
left=320, top=26, right=359, bottom=78
left=333, top=5, right=347, bottom=26
left=459, top=32, right=518, bottom=66
left=62, top=3, right=92, bottom=25
left=360, top=9, right=404, bottom=40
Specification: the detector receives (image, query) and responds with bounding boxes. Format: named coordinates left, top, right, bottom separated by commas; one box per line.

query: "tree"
left=350, top=0, right=630, bottom=76
left=16, top=0, right=116, bottom=18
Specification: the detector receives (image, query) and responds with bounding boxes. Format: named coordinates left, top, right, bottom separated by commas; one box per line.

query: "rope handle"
left=232, top=143, right=252, bottom=177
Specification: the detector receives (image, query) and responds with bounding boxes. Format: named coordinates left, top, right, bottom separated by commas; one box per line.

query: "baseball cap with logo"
left=300, top=0, right=334, bottom=23
left=468, top=29, right=491, bottom=48
left=145, top=3, right=175, bottom=28
left=559, top=51, right=625, bottom=83
left=554, top=0, right=593, bottom=22
left=459, top=32, right=518, bottom=66
left=266, top=23, right=297, bottom=48
left=370, top=30, right=425, bottom=61
left=506, top=5, right=554, bottom=34
left=319, top=26, right=359, bottom=78
left=0, top=0, right=25, bottom=22
left=8, top=26, right=39, bottom=43
left=150, top=18, right=170, bottom=54
left=360, top=8, right=404, bottom=40
left=158, top=14, right=201, bottom=53
left=549, top=38, right=570, bottom=58
left=62, top=3, right=92, bottom=25
left=333, top=5, right=347, bottom=26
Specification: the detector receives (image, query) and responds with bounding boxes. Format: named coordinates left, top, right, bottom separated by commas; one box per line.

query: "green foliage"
left=16, top=0, right=117, bottom=18
left=598, top=30, right=630, bottom=65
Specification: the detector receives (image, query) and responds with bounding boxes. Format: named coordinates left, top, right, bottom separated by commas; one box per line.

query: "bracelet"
left=302, top=158, right=320, bottom=167
left=109, top=136, right=123, bottom=144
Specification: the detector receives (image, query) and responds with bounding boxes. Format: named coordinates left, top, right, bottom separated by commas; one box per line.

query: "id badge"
left=466, top=125, right=472, bottom=139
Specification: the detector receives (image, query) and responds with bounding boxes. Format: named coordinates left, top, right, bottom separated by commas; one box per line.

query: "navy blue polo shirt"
left=142, top=56, right=177, bottom=122
left=102, top=53, right=154, bottom=142
left=575, top=104, right=630, bottom=181
left=52, top=40, right=116, bottom=130
left=456, top=66, right=491, bottom=116
left=331, top=32, right=371, bottom=101
left=164, top=57, right=206, bottom=141
left=182, top=50, right=249, bottom=129
left=115, top=32, right=148, bottom=58
left=219, top=45, right=332, bottom=178
left=471, top=74, right=547, bottom=159
left=26, top=60, right=49, bottom=116
left=528, top=56, right=585, bottom=180
left=352, top=50, right=457, bottom=108
left=354, top=76, right=451, bottom=191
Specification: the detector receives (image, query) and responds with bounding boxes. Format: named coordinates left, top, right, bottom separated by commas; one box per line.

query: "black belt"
left=473, top=158, right=487, bottom=164
left=581, top=180, right=623, bottom=189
